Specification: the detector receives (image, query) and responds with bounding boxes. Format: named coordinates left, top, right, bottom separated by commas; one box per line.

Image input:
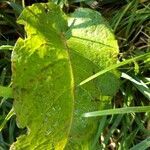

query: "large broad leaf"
left=65, top=8, right=120, bottom=149
left=11, top=3, right=120, bottom=150
left=11, top=3, right=74, bottom=150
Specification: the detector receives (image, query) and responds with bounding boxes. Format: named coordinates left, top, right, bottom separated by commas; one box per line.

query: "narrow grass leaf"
left=113, top=1, right=133, bottom=32
left=91, top=116, right=107, bottom=149
left=121, top=73, right=150, bottom=100
left=83, top=106, right=150, bottom=117
left=0, top=45, right=13, bottom=51
left=79, top=53, right=149, bottom=86
left=121, top=128, right=139, bottom=149
left=4, top=1, right=23, bottom=15
left=130, top=137, right=150, bottom=150
left=134, top=115, right=150, bottom=135
left=0, top=108, right=15, bottom=132
left=104, top=115, right=123, bottom=145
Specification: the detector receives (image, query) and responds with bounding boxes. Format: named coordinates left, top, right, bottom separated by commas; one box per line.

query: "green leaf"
left=0, top=85, right=13, bottom=98
left=65, top=8, right=120, bottom=149
left=11, top=3, right=74, bottom=150
left=11, top=3, right=120, bottom=150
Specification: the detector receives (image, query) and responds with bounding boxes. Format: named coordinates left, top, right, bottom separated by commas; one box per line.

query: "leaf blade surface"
left=11, top=3, right=74, bottom=150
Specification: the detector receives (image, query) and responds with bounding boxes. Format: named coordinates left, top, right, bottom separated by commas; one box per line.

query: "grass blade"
left=130, top=137, right=150, bottom=150
left=121, top=73, right=150, bottom=100
left=113, top=0, right=133, bottom=32
left=104, top=115, right=123, bottom=145
left=0, top=45, right=13, bottom=51
left=91, top=116, right=107, bottom=149
left=83, top=106, right=150, bottom=117
left=2, top=1, right=23, bottom=15
left=79, top=52, right=150, bottom=86
left=0, top=108, right=15, bottom=132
